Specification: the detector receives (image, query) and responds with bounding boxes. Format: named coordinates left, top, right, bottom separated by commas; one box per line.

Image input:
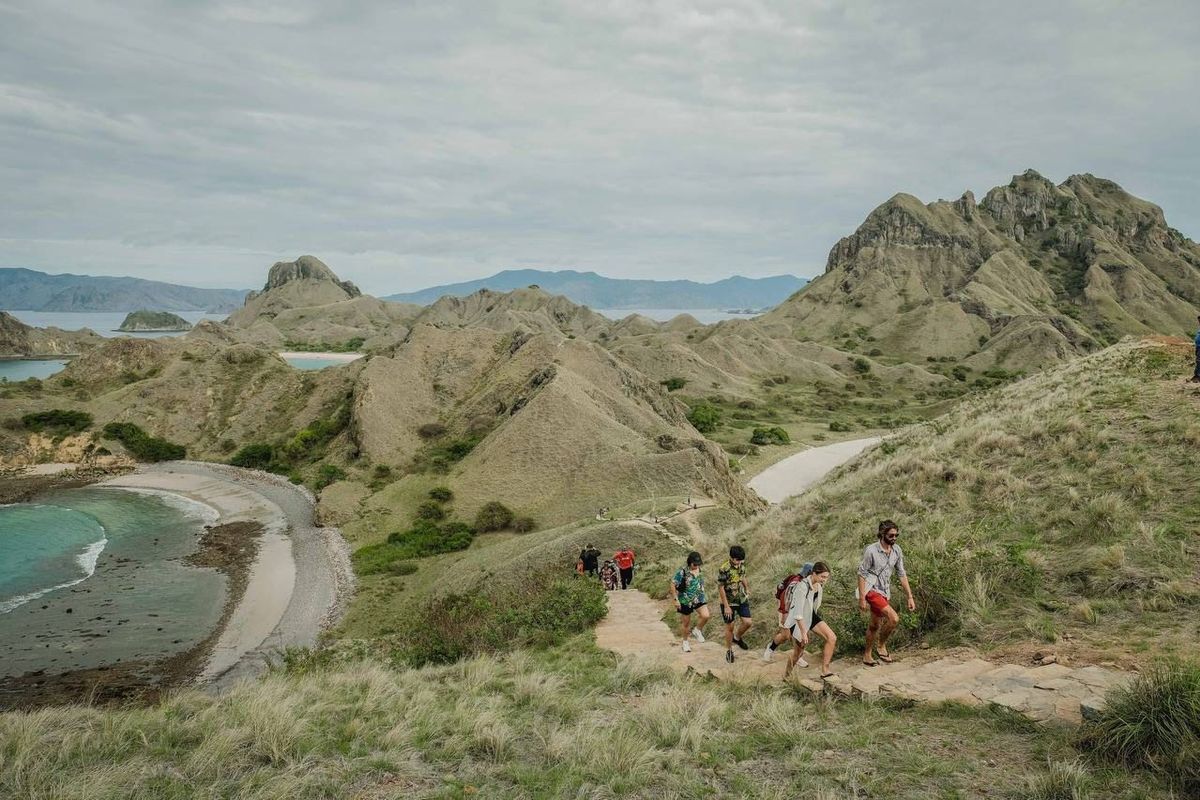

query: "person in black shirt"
left=580, top=543, right=601, bottom=577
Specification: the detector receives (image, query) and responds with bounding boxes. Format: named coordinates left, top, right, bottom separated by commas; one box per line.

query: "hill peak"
left=263, top=255, right=361, bottom=297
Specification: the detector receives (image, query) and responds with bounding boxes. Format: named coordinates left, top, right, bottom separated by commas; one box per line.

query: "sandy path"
left=102, top=462, right=353, bottom=689
left=748, top=437, right=881, bottom=504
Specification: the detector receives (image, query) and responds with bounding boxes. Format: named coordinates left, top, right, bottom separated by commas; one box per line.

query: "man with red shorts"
left=857, top=520, right=915, bottom=667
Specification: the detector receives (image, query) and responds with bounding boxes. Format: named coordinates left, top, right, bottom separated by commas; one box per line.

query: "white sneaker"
left=682, top=640, right=692, bottom=653
left=796, top=656, right=809, bottom=668
left=761, top=647, right=774, bottom=662
left=691, top=628, right=705, bottom=643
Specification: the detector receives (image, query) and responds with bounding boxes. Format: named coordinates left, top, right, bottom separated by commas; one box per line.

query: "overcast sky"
left=1, top=1, right=1198, bottom=294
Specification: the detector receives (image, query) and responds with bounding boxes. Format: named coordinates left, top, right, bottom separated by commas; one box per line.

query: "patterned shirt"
left=717, top=559, right=748, bottom=605
left=857, top=541, right=907, bottom=599
left=673, top=567, right=706, bottom=606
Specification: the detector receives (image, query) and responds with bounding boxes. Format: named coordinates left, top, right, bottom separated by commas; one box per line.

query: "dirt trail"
left=595, top=589, right=1130, bottom=724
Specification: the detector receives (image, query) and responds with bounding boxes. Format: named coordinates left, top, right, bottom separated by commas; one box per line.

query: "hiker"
left=782, top=562, right=836, bottom=680
left=857, top=519, right=915, bottom=667
left=575, top=558, right=585, bottom=576
left=717, top=544, right=752, bottom=663
left=580, top=543, right=601, bottom=577
left=672, top=551, right=709, bottom=652
left=614, top=545, right=636, bottom=589
left=600, top=559, right=619, bottom=591
left=762, top=562, right=813, bottom=662
left=1192, top=315, right=1200, bottom=383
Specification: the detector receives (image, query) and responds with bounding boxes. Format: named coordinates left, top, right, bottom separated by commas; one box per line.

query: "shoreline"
left=0, top=460, right=353, bottom=708
left=277, top=350, right=364, bottom=362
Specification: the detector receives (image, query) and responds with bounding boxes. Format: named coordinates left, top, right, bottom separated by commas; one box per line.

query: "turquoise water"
left=0, top=359, right=68, bottom=381
left=0, top=487, right=225, bottom=679
left=284, top=356, right=351, bottom=370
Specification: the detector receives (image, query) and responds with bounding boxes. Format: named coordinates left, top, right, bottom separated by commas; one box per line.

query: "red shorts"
left=865, top=590, right=891, bottom=618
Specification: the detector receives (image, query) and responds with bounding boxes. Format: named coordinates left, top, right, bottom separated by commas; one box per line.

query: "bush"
left=314, top=463, right=347, bottom=490
left=395, top=567, right=607, bottom=665
left=230, top=443, right=274, bottom=470
left=511, top=516, right=536, bottom=533
left=852, top=357, right=871, bottom=374
left=428, top=486, right=454, bottom=503
left=1079, top=659, right=1200, bottom=793
left=20, top=409, right=93, bottom=434
left=417, top=422, right=447, bottom=439
left=750, top=426, right=790, bottom=446
left=687, top=401, right=722, bottom=434
left=661, top=377, right=687, bottom=392
left=416, top=500, right=447, bottom=521
left=355, top=520, right=476, bottom=573
left=829, top=421, right=852, bottom=432
left=475, top=501, right=514, bottom=532
left=101, top=422, right=185, bottom=462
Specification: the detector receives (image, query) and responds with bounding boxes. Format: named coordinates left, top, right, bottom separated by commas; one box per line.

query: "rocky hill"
left=762, top=170, right=1200, bottom=370
left=386, top=268, right=807, bottom=310
left=224, top=256, right=420, bottom=349
left=0, top=267, right=247, bottom=312
left=0, top=311, right=104, bottom=357
left=116, top=310, right=192, bottom=332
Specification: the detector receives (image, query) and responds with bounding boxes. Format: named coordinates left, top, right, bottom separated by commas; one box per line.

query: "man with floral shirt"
left=717, top=544, right=752, bottom=663
left=671, top=551, right=709, bottom=652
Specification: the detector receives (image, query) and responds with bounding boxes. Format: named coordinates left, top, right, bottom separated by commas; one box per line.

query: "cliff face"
left=117, top=311, right=192, bottom=332
left=762, top=170, right=1200, bottom=369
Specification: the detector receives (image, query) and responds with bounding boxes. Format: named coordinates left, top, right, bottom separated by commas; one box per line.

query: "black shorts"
left=721, top=601, right=751, bottom=623
left=677, top=601, right=706, bottom=615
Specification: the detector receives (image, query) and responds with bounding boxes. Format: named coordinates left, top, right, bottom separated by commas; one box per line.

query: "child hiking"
left=717, top=545, right=752, bottom=663
left=858, top=519, right=915, bottom=667
left=783, top=562, right=836, bottom=680
left=672, top=551, right=709, bottom=652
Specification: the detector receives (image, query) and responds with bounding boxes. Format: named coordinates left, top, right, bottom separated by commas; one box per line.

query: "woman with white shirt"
left=783, top=562, right=837, bottom=680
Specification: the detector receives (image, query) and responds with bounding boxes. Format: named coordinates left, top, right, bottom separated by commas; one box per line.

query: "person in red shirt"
left=613, top=546, right=636, bottom=589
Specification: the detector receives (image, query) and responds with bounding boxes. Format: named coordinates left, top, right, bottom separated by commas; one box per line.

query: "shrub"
left=1079, top=659, right=1200, bottom=793
left=389, top=560, right=418, bottom=576
left=230, top=443, right=274, bottom=470
left=475, top=501, right=514, bottom=532
left=852, top=358, right=871, bottom=374
left=416, top=500, right=447, bottom=521
left=428, top=486, right=454, bottom=503
left=661, top=377, right=687, bottom=392
left=829, top=421, right=852, bottom=432
left=101, top=422, right=185, bottom=462
left=314, top=463, right=347, bottom=490
left=951, top=365, right=969, bottom=382
left=686, top=401, right=721, bottom=434
left=417, top=422, right=447, bottom=439
left=356, top=520, right=476, bottom=573
left=20, top=409, right=93, bottom=434
left=511, top=516, right=536, bottom=533
left=750, top=426, right=790, bottom=446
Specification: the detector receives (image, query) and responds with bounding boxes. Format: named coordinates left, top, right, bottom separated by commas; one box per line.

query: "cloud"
left=0, top=0, right=1197, bottom=293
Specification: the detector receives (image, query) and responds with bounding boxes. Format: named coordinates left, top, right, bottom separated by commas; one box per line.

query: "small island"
left=116, top=310, right=193, bottom=333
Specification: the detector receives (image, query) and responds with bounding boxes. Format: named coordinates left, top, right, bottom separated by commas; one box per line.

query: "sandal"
left=821, top=672, right=835, bottom=679
left=878, top=653, right=894, bottom=663
left=862, top=659, right=879, bottom=667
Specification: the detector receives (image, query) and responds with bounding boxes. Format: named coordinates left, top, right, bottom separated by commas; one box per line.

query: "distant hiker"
left=857, top=520, right=915, bottom=667
left=600, top=560, right=619, bottom=591
left=575, top=558, right=585, bottom=576
left=1192, top=315, right=1200, bottom=382
left=672, top=551, right=710, bottom=652
left=717, top=544, right=752, bottom=663
left=762, top=562, right=813, bottom=662
left=580, top=543, right=601, bottom=577
left=782, top=562, right=836, bottom=680
left=614, top=546, right=636, bottom=589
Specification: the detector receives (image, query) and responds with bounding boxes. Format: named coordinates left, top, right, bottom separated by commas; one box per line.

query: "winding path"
left=748, top=437, right=880, bottom=503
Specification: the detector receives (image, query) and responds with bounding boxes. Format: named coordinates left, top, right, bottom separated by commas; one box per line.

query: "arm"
left=897, top=550, right=915, bottom=611
left=857, top=548, right=872, bottom=610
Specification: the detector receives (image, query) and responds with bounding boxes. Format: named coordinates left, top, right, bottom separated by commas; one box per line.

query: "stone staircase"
left=595, top=589, right=1131, bottom=724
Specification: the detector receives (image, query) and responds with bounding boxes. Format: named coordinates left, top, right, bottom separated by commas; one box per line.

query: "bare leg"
left=784, top=637, right=805, bottom=679
left=735, top=618, right=753, bottom=641
left=695, top=606, right=711, bottom=635
left=812, top=621, right=837, bottom=674
left=680, top=609, right=692, bottom=640
left=877, top=608, right=900, bottom=659
left=864, top=615, right=880, bottom=663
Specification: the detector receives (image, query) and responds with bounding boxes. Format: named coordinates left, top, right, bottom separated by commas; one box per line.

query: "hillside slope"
left=763, top=171, right=1200, bottom=370
left=734, top=338, right=1199, bottom=666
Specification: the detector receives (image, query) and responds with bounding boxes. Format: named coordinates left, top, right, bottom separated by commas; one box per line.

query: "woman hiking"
left=782, top=561, right=837, bottom=680
left=671, top=551, right=710, bottom=652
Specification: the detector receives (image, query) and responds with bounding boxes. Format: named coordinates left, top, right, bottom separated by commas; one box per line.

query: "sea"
left=0, top=487, right=225, bottom=679
left=594, top=308, right=759, bottom=324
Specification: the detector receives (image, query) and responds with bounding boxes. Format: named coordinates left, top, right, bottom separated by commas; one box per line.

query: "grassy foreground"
left=0, top=639, right=1170, bottom=799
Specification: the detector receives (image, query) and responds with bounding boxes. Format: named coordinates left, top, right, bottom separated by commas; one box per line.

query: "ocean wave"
left=0, top=533, right=109, bottom=614
left=105, top=486, right=221, bottom=526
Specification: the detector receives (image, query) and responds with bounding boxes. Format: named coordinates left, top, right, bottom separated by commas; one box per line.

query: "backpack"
left=774, top=563, right=814, bottom=614
left=675, top=570, right=690, bottom=595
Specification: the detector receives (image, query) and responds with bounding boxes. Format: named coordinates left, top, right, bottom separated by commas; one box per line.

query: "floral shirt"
left=717, top=559, right=748, bottom=605
left=673, top=567, right=706, bottom=606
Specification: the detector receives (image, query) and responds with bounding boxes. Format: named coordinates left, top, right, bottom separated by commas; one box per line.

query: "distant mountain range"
left=0, top=268, right=249, bottom=312
left=384, top=269, right=808, bottom=310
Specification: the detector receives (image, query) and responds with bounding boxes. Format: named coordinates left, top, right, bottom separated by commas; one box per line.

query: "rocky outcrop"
left=0, top=311, right=104, bottom=357
left=117, top=310, right=192, bottom=332
left=261, top=255, right=361, bottom=297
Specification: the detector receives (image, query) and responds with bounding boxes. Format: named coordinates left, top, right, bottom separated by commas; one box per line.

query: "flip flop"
left=861, top=659, right=878, bottom=667
left=878, top=653, right=894, bottom=663
left=821, top=672, right=836, bottom=679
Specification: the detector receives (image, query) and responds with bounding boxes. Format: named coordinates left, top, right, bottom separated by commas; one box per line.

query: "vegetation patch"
left=19, top=409, right=93, bottom=434
left=101, top=422, right=185, bottom=462
left=749, top=426, right=790, bottom=446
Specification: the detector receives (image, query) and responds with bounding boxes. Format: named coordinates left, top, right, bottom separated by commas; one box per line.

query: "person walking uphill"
left=672, top=551, right=710, bottom=652
left=1191, top=315, right=1200, bottom=383
left=783, top=562, right=837, bottom=680
left=718, top=545, right=752, bottom=663
left=614, top=545, right=636, bottom=589
left=858, top=520, right=915, bottom=667
left=580, top=543, right=601, bottom=577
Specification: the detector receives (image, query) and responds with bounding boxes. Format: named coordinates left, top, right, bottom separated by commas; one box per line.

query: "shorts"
left=677, top=601, right=707, bottom=615
left=721, top=601, right=751, bottom=623
left=865, top=590, right=891, bottom=618
left=789, top=612, right=824, bottom=642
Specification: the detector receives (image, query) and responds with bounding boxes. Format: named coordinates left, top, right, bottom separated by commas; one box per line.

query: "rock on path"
left=596, top=589, right=1130, bottom=724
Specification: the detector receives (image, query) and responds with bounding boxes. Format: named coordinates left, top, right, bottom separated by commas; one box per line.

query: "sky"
left=1, top=1, right=1198, bottom=295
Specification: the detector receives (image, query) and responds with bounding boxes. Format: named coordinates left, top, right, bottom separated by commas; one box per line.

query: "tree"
left=687, top=401, right=721, bottom=434
left=474, top=501, right=514, bottom=532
